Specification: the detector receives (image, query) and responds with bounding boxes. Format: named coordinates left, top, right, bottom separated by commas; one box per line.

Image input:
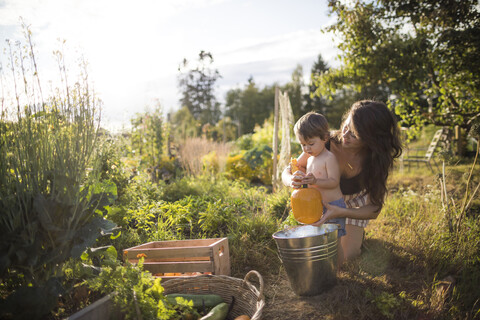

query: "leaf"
left=70, top=217, right=117, bottom=258
left=33, top=195, right=65, bottom=232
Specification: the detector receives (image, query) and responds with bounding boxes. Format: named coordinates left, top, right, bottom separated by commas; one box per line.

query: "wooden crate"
left=123, top=238, right=230, bottom=279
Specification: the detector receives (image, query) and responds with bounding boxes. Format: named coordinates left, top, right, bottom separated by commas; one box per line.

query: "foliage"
left=170, top=106, right=200, bottom=141
left=0, top=24, right=117, bottom=319
left=224, top=120, right=276, bottom=185
left=224, top=77, right=276, bottom=135
left=303, top=55, right=331, bottom=116
left=376, top=166, right=480, bottom=318
left=177, top=50, right=221, bottom=126
left=93, top=135, right=131, bottom=196
left=226, top=144, right=273, bottom=185
left=283, top=64, right=305, bottom=120
left=117, top=174, right=164, bottom=207
left=130, top=105, right=165, bottom=169
left=316, top=0, right=480, bottom=135
left=211, top=116, right=239, bottom=142
left=86, top=258, right=197, bottom=320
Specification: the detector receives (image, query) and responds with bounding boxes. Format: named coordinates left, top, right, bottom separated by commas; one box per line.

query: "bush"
left=226, top=144, right=273, bottom=185
left=0, top=27, right=117, bottom=318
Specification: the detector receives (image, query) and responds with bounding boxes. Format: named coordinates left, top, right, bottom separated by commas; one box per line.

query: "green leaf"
left=70, top=217, right=117, bottom=258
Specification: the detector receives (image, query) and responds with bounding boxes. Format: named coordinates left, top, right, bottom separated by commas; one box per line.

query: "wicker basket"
left=162, top=270, right=264, bottom=320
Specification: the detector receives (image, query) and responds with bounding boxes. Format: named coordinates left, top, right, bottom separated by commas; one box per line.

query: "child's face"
left=297, top=135, right=327, bottom=157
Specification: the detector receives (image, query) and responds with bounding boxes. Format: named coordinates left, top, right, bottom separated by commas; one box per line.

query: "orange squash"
left=291, top=185, right=323, bottom=224
left=291, top=158, right=299, bottom=173
left=289, top=158, right=323, bottom=224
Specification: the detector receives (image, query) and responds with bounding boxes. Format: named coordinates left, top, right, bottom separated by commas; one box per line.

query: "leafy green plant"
left=198, top=199, right=238, bottom=237
left=93, top=135, right=131, bottom=196
left=118, top=174, right=164, bottom=206
left=161, top=177, right=202, bottom=202
left=86, top=258, right=197, bottom=320
left=0, top=23, right=117, bottom=319
left=367, top=290, right=403, bottom=319
left=129, top=107, right=165, bottom=170
left=226, top=144, right=273, bottom=185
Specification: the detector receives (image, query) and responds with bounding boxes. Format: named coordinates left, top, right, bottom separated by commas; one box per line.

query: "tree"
left=303, top=54, right=354, bottom=128
left=177, top=50, right=222, bottom=126
left=304, top=55, right=330, bottom=115
left=130, top=105, right=164, bottom=167
left=283, top=64, right=305, bottom=120
left=314, top=0, right=480, bottom=138
left=224, top=77, right=275, bottom=135
left=170, top=106, right=200, bottom=141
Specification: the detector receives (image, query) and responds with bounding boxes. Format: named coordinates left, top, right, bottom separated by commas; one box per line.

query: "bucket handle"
left=243, top=270, right=264, bottom=300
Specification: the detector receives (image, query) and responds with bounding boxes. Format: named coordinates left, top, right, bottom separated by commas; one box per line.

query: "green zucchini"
left=166, top=293, right=224, bottom=308
left=199, top=302, right=229, bottom=320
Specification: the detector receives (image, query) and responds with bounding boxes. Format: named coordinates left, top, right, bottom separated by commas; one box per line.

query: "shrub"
left=226, top=144, right=273, bottom=185
left=86, top=259, right=197, bottom=320
left=0, top=25, right=117, bottom=319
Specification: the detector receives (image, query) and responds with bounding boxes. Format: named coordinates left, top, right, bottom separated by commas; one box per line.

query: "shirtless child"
left=289, top=112, right=347, bottom=264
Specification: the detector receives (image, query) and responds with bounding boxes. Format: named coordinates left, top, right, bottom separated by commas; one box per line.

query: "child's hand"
left=302, top=173, right=317, bottom=186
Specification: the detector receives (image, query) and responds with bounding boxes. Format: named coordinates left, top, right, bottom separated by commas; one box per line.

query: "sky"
left=0, top=0, right=340, bottom=131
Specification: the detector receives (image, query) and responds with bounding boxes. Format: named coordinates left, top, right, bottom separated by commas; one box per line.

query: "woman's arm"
left=281, top=152, right=309, bottom=187
left=313, top=199, right=381, bottom=226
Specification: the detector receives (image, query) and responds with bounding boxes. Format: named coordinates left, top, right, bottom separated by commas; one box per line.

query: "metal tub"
left=273, top=224, right=338, bottom=296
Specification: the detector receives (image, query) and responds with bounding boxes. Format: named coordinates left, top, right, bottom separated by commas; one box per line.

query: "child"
left=290, top=111, right=347, bottom=242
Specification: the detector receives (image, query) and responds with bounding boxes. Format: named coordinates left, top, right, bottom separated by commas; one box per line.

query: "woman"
left=282, top=100, right=402, bottom=263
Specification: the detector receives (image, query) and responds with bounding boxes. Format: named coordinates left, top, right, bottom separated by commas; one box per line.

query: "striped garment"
left=343, top=190, right=369, bottom=228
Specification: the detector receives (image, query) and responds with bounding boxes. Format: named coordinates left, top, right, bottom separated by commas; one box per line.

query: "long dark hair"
left=334, top=100, right=402, bottom=209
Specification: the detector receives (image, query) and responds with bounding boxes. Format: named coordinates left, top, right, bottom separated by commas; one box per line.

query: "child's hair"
left=294, top=112, right=329, bottom=140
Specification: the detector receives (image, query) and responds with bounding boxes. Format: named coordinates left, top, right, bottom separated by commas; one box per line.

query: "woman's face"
left=341, top=116, right=363, bottom=150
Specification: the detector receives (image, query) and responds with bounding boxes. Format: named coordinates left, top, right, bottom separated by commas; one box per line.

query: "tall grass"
left=374, top=160, right=480, bottom=318
left=177, top=137, right=231, bottom=176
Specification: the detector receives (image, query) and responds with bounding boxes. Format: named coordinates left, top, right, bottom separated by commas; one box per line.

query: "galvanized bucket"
left=272, top=224, right=339, bottom=296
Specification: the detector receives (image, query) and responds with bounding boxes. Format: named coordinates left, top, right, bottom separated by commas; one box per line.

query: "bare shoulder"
left=325, top=149, right=339, bottom=162
left=326, top=148, right=336, bottom=157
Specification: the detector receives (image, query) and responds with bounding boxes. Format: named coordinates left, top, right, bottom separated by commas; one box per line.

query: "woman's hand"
left=312, top=202, right=344, bottom=226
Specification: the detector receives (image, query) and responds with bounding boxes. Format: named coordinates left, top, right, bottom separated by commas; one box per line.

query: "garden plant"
left=1, top=17, right=479, bottom=320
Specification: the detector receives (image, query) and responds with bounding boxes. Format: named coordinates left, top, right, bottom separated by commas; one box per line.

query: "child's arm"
left=294, top=152, right=308, bottom=173
left=303, top=154, right=340, bottom=189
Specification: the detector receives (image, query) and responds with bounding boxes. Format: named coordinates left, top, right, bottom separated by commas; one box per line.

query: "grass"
left=261, top=161, right=479, bottom=319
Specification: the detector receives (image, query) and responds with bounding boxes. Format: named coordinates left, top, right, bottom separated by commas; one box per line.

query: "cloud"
left=0, top=0, right=341, bottom=131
